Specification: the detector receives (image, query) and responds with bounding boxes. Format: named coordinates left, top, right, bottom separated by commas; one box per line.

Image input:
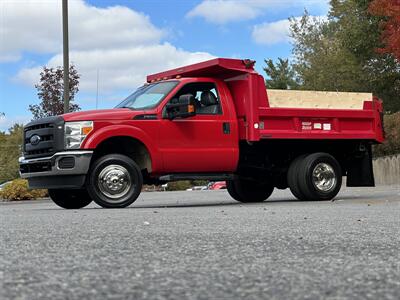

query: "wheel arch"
left=92, top=136, right=153, bottom=173
left=82, top=125, right=161, bottom=173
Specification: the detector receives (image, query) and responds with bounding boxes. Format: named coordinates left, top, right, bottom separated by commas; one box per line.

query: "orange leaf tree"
left=369, top=0, right=400, bottom=60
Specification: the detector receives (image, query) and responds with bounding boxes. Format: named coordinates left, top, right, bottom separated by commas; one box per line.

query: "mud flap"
left=346, top=145, right=375, bottom=187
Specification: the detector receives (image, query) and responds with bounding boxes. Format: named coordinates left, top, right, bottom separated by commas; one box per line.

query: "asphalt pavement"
left=1, top=185, right=399, bottom=300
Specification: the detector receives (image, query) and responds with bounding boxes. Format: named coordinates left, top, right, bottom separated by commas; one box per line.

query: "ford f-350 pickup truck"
left=19, top=58, right=384, bottom=209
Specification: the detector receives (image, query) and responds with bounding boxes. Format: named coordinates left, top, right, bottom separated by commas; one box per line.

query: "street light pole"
left=62, top=0, right=70, bottom=114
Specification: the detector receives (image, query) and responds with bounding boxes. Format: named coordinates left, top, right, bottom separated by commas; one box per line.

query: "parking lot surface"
left=1, top=186, right=399, bottom=299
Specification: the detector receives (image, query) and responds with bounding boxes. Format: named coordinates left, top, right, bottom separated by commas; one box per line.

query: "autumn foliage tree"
left=369, top=0, right=400, bottom=60
left=29, top=65, right=80, bottom=120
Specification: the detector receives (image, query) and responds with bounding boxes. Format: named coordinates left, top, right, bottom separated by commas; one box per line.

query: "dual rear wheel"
left=226, top=152, right=341, bottom=203
left=287, top=153, right=342, bottom=201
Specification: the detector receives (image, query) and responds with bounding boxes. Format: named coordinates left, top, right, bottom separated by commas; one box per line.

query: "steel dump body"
left=148, top=58, right=384, bottom=143
left=257, top=102, right=383, bottom=141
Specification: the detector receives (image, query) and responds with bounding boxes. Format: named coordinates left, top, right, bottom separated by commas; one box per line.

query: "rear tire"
left=87, top=154, right=143, bottom=208
left=226, top=180, right=241, bottom=201
left=49, top=189, right=92, bottom=209
left=287, top=155, right=307, bottom=201
left=228, top=178, right=274, bottom=203
left=297, top=153, right=342, bottom=201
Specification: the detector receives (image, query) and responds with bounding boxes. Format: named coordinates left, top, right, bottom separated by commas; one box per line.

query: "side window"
left=169, top=82, right=222, bottom=115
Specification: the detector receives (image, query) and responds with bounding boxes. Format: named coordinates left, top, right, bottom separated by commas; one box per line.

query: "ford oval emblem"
left=30, top=135, right=41, bottom=146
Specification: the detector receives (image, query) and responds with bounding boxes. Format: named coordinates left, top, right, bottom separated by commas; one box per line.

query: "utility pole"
left=62, top=0, right=70, bottom=113
left=96, top=68, right=99, bottom=109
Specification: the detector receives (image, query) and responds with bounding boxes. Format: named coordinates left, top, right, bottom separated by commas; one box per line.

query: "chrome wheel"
left=88, top=154, right=143, bottom=208
left=97, top=164, right=132, bottom=201
left=312, top=163, right=336, bottom=192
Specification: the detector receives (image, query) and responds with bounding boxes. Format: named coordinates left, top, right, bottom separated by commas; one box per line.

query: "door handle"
left=223, top=122, right=230, bottom=134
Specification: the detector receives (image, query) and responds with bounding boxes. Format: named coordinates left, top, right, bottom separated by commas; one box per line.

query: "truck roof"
left=147, top=58, right=257, bottom=83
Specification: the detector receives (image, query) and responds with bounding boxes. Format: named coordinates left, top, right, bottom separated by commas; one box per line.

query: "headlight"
left=64, top=121, right=93, bottom=149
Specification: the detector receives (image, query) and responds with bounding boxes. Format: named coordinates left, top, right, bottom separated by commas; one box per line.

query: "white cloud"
left=7, top=0, right=214, bottom=93
left=252, top=15, right=327, bottom=46
left=0, top=0, right=163, bottom=62
left=187, top=0, right=261, bottom=24
left=15, top=44, right=214, bottom=92
left=252, top=19, right=292, bottom=45
left=187, top=0, right=329, bottom=24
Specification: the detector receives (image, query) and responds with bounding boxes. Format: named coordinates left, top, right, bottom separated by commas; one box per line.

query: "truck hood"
left=61, top=108, right=144, bottom=122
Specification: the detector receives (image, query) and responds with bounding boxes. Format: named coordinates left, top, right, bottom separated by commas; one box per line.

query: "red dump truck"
left=19, top=58, right=384, bottom=209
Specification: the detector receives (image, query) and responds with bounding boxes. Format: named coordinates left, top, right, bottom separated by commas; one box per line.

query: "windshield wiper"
left=117, top=106, right=135, bottom=110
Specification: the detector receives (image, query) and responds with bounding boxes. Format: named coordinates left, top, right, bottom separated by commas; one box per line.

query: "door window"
left=168, top=82, right=222, bottom=115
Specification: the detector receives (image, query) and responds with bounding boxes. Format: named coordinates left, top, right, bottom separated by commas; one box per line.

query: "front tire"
left=227, top=178, right=274, bottom=203
left=49, top=189, right=92, bottom=209
left=87, top=154, right=143, bottom=208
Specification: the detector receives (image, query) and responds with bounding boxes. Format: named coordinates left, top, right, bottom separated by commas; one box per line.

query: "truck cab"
left=19, top=58, right=384, bottom=209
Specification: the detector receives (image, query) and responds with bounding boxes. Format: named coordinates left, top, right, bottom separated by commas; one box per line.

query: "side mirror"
left=165, top=94, right=196, bottom=120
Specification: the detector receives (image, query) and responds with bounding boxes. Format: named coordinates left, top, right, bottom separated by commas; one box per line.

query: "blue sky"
left=0, top=0, right=329, bottom=131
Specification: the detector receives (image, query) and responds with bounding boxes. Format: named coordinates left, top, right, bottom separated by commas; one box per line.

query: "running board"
left=159, top=173, right=234, bottom=182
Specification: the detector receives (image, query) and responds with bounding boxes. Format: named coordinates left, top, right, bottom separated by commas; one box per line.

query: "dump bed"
left=148, top=58, right=384, bottom=143
left=256, top=89, right=384, bottom=143
left=257, top=95, right=383, bottom=142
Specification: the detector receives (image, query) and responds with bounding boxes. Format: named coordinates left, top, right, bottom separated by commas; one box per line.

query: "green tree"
left=0, top=124, right=24, bottom=183
left=290, top=12, right=366, bottom=92
left=290, top=1, right=400, bottom=112
left=29, top=65, right=80, bottom=120
left=329, top=0, right=400, bottom=113
left=263, top=58, right=299, bottom=89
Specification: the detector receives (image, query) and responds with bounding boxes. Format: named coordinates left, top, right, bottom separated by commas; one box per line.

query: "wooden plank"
left=267, top=89, right=373, bottom=109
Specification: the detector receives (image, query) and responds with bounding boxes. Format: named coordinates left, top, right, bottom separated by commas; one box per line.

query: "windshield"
left=116, top=81, right=178, bottom=110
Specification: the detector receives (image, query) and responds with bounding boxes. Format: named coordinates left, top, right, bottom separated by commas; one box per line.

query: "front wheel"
left=87, top=154, right=143, bottom=208
left=227, top=178, right=274, bottom=203
left=49, top=189, right=92, bottom=209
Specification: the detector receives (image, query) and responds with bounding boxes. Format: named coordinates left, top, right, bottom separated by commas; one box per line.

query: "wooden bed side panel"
left=267, top=89, right=373, bottom=110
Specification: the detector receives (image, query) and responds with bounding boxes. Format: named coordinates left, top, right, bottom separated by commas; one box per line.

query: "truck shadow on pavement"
left=38, top=193, right=393, bottom=210
left=127, top=194, right=395, bottom=209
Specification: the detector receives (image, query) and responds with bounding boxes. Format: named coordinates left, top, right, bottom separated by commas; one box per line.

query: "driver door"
left=158, top=81, right=238, bottom=173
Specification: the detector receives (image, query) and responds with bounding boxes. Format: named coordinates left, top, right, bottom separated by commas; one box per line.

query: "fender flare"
left=82, top=125, right=161, bottom=173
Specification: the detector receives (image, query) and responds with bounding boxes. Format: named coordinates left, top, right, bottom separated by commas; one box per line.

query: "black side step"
left=159, top=173, right=235, bottom=182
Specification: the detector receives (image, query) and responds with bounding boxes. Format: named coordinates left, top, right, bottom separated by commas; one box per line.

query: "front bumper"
left=19, top=151, right=93, bottom=189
